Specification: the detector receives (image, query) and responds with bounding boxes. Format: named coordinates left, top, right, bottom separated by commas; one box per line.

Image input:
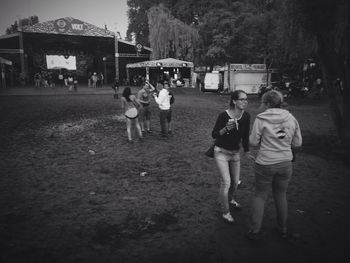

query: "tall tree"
left=147, top=4, right=200, bottom=61
left=126, top=0, right=156, bottom=45
left=6, top=16, right=39, bottom=34
left=292, top=0, right=349, bottom=144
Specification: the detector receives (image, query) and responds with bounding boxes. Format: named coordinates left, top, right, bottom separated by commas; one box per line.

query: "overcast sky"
left=0, top=0, right=129, bottom=38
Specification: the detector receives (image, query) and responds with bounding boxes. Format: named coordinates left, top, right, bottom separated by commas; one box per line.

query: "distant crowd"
left=34, top=71, right=79, bottom=92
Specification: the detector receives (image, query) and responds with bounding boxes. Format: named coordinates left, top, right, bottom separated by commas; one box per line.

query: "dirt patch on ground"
left=0, top=90, right=349, bottom=263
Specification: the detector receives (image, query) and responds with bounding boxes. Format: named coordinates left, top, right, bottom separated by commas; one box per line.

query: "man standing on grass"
left=153, top=81, right=173, bottom=137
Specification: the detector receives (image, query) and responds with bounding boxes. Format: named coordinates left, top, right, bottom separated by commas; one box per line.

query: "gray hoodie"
left=250, top=108, right=302, bottom=165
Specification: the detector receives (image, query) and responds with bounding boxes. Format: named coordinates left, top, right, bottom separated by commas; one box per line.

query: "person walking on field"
left=153, top=81, right=173, bottom=137
left=121, top=87, right=143, bottom=143
left=87, top=72, right=92, bottom=88
left=211, top=90, right=251, bottom=224
left=137, top=82, right=154, bottom=133
left=91, top=72, right=98, bottom=88
left=246, top=90, right=302, bottom=240
left=111, top=78, right=120, bottom=99
left=34, top=72, right=41, bottom=88
left=99, top=72, right=104, bottom=88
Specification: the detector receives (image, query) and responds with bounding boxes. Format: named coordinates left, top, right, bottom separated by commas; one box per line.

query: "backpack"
left=169, top=91, right=175, bottom=104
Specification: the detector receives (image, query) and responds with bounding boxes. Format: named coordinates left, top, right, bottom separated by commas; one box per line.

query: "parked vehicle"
left=203, top=72, right=221, bottom=92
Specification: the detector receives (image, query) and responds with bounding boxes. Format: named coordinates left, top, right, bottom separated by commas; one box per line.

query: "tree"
left=6, top=16, right=39, bottom=34
left=292, top=0, right=349, bottom=144
left=126, top=0, right=161, bottom=45
left=147, top=4, right=200, bottom=61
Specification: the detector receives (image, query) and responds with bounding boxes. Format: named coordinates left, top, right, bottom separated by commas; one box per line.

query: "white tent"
left=127, top=58, right=193, bottom=68
left=126, top=58, right=194, bottom=87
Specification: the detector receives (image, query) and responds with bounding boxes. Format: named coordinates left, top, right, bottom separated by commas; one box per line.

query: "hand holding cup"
left=226, top=118, right=236, bottom=131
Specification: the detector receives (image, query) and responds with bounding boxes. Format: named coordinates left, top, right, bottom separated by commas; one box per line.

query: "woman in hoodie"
left=211, top=90, right=250, bottom=224
left=247, top=90, right=302, bottom=240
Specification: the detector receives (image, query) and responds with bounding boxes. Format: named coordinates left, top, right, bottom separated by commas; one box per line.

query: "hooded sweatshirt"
left=250, top=108, right=302, bottom=165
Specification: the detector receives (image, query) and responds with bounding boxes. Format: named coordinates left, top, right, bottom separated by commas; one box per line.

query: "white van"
left=203, top=72, right=221, bottom=92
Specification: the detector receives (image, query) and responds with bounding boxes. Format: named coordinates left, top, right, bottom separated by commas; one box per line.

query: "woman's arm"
left=145, top=80, right=156, bottom=92
left=131, top=95, right=141, bottom=108
left=212, top=113, right=229, bottom=139
left=153, top=89, right=165, bottom=105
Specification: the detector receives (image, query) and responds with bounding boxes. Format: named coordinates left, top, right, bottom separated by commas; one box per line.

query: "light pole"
left=103, top=57, right=107, bottom=84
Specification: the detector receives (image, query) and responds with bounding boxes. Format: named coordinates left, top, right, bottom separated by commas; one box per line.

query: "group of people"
left=88, top=72, right=104, bottom=88
left=211, top=89, right=302, bottom=241
left=120, top=80, right=174, bottom=143
left=34, top=71, right=78, bottom=91
left=34, top=71, right=56, bottom=88
left=117, top=82, right=302, bottom=240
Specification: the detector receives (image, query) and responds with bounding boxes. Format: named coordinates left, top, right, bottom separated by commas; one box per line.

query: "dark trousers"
left=159, top=109, right=172, bottom=135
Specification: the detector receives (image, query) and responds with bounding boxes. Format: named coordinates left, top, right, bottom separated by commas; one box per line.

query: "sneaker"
left=222, top=213, right=235, bottom=224
left=229, top=199, right=242, bottom=209
left=276, top=226, right=288, bottom=239
left=246, top=231, right=261, bottom=241
left=146, top=130, right=152, bottom=133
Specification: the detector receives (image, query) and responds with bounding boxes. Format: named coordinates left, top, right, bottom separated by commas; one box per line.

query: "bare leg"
left=140, top=121, right=145, bottom=132
left=134, top=118, right=143, bottom=138
left=126, top=118, right=132, bottom=141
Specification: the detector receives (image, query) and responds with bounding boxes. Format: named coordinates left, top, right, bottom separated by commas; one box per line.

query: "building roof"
left=21, top=17, right=115, bottom=38
left=126, top=58, right=193, bottom=68
left=0, top=17, right=152, bottom=53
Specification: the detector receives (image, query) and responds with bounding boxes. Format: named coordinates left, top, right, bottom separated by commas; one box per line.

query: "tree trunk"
left=317, top=33, right=349, bottom=145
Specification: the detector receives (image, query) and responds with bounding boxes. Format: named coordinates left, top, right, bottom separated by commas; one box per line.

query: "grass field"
left=0, top=89, right=349, bottom=263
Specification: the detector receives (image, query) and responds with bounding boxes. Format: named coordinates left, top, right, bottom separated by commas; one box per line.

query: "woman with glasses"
left=211, top=90, right=250, bottom=223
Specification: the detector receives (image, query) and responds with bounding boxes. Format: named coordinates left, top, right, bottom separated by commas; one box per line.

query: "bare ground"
left=0, top=89, right=349, bottom=263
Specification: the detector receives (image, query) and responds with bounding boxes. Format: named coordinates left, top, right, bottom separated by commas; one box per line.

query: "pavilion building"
left=0, top=17, right=151, bottom=87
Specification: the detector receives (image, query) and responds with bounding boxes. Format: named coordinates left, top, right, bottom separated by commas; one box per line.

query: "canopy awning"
left=126, top=58, right=193, bottom=68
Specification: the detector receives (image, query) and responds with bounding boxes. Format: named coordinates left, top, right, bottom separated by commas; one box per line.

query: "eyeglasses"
left=236, top=98, right=248, bottom=101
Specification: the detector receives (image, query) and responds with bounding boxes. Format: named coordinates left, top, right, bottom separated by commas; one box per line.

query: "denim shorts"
left=139, top=106, right=151, bottom=120
left=254, top=161, right=292, bottom=192
left=214, top=146, right=240, bottom=162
